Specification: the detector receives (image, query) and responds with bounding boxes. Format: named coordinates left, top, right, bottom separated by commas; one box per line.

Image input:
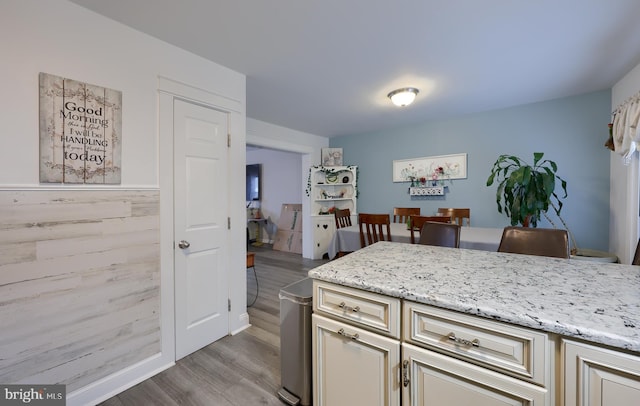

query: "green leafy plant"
left=486, top=152, right=567, bottom=227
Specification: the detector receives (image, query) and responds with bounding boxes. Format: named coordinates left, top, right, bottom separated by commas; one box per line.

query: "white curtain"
left=612, top=92, right=640, bottom=164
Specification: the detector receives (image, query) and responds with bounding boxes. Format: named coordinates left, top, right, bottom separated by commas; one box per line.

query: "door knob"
left=178, top=240, right=190, bottom=249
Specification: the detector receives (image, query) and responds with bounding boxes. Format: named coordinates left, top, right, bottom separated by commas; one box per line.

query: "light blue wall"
left=331, top=90, right=611, bottom=251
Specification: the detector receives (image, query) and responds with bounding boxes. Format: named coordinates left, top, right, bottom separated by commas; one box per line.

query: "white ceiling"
left=69, top=0, right=640, bottom=138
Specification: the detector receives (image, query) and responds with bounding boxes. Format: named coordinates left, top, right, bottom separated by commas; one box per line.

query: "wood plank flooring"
left=100, top=244, right=328, bottom=406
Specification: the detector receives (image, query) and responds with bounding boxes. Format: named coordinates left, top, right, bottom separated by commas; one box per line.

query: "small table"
left=247, top=218, right=268, bottom=247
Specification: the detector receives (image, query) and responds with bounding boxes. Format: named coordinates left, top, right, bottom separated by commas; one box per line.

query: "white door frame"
left=159, top=77, right=248, bottom=363
left=246, top=125, right=324, bottom=259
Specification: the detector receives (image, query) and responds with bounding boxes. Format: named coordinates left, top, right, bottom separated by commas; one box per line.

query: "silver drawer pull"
left=448, top=332, right=480, bottom=347
left=337, top=328, right=359, bottom=341
left=338, top=301, right=360, bottom=313
left=402, top=360, right=410, bottom=387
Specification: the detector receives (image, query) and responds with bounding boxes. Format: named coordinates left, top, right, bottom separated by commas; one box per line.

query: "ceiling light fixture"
left=387, top=87, right=419, bottom=107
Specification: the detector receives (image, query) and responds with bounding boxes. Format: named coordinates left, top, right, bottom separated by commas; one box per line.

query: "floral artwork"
left=393, top=153, right=467, bottom=183
left=321, top=148, right=343, bottom=166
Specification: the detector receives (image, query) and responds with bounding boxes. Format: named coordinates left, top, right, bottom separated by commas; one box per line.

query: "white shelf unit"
left=309, top=165, right=357, bottom=259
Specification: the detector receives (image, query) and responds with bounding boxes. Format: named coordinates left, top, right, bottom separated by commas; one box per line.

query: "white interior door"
left=174, top=98, right=229, bottom=360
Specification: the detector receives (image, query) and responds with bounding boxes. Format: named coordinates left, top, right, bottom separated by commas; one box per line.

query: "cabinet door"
left=402, top=343, right=547, bottom=406
left=312, top=314, right=400, bottom=406
left=313, top=217, right=336, bottom=259
left=563, top=339, right=640, bottom=406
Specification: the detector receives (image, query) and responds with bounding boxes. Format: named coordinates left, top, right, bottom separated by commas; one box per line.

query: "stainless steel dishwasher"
left=277, top=277, right=313, bottom=406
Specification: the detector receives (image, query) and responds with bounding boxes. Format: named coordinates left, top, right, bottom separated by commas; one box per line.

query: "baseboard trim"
left=67, top=352, right=174, bottom=406
left=231, top=312, right=251, bottom=335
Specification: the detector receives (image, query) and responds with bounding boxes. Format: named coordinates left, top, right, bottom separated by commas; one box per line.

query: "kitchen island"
left=308, top=241, right=640, bottom=405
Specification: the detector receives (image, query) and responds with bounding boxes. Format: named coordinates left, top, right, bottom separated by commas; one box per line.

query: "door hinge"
left=227, top=133, right=231, bottom=147
left=228, top=217, right=231, bottom=229
left=228, top=299, right=231, bottom=312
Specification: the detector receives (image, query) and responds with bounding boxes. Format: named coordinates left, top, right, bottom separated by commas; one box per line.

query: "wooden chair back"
left=497, top=226, right=569, bottom=259
left=358, top=213, right=392, bottom=248
left=333, top=208, right=354, bottom=259
left=393, top=207, right=421, bottom=224
left=437, top=208, right=471, bottom=226
left=418, top=221, right=461, bottom=248
left=409, top=215, right=451, bottom=244
left=334, top=208, right=352, bottom=229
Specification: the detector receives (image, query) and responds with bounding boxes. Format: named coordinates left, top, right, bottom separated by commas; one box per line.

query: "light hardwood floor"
left=100, top=244, right=328, bottom=406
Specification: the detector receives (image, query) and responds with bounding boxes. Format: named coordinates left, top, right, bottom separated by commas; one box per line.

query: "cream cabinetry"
left=402, top=302, right=550, bottom=405
left=314, top=281, right=400, bottom=336
left=403, top=302, right=551, bottom=387
left=311, top=280, right=640, bottom=405
left=563, top=339, right=640, bottom=406
left=309, top=165, right=357, bottom=259
left=312, top=315, right=400, bottom=406
left=312, top=281, right=401, bottom=406
left=312, top=216, right=336, bottom=260
left=402, top=343, right=547, bottom=405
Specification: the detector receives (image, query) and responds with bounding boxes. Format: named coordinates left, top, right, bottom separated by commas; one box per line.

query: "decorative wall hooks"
left=409, top=186, right=445, bottom=196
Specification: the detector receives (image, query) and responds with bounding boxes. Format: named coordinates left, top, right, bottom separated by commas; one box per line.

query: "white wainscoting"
left=0, top=189, right=161, bottom=393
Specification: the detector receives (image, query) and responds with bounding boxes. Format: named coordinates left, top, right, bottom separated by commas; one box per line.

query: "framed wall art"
left=39, top=72, right=122, bottom=184
left=393, top=153, right=467, bottom=182
left=321, top=148, right=343, bottom=166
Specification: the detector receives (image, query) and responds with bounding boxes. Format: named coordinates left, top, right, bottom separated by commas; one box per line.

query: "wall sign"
left=39, top=72, right=122, bottom=184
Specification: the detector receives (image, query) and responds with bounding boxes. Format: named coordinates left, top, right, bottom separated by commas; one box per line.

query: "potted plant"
left=487, top=153, right=623, bottom=260
left=486, top=152, right=567, bottom=228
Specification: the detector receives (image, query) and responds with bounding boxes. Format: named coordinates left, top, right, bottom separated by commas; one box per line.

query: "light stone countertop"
left=307, top=241, right=640, bottom=352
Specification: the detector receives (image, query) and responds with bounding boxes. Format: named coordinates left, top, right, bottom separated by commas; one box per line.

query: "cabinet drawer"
left=402, top=343, right=548, bottom=405
left=313, top=281, right=400, bottom=338
left=404, top=301, right=549, bottom=386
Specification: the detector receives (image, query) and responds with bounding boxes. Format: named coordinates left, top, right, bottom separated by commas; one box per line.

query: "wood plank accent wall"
left=0, top=190, right=161, bottom=392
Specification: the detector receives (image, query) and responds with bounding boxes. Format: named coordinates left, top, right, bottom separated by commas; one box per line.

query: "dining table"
left=327, top=222, right=504, bottom=259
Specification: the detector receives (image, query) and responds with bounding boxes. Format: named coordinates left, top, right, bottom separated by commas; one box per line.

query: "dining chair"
left=437, top=208, right=471, bottom=226
left=393, top=207, right=421, bottom=224
left=409, top=215, right=452, bottom=244
left=497, top=226, right=569, bottom=259
left=418, top=221, right=461, bottom=248
left=333, top=208, right=354, bottom=258
left=334, top=208, right=352, bottom=229
left=359, top=213, right=392, bottom=248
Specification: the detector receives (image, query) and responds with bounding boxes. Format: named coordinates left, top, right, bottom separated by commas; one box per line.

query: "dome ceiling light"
left=387, top=87, right=419, bottom=107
